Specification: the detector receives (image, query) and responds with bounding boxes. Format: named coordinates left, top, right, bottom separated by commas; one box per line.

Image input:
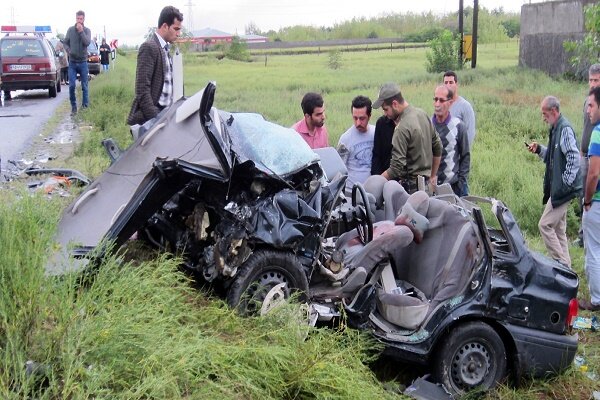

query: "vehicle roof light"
left=1, top=25, right=52, bottom=34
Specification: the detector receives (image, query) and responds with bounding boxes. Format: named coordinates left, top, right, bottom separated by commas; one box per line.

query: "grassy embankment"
left=1, top=41, right=599, bottom=398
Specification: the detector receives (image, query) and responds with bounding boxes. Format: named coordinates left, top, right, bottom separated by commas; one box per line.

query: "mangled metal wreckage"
left=53, top=83, right=580, bottom=396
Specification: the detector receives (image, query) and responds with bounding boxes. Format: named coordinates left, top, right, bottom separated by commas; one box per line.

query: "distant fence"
left=243, top=38, right=427, bottom=55
left=247, top=37, right=404, bottom=49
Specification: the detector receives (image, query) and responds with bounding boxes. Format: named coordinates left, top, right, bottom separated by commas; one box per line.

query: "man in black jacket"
left=371, top=115, right=395, bottom=175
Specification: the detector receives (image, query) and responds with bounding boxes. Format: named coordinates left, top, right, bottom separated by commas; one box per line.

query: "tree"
left=564, top=3, right=600, bottom=80
left=327, top=49, right=342, bottom=70
left=225, top=36, right=250, bottom=62
left=245, top=21, right=262, bottom=36
left=426, top=30, right=462, bottom=73
left=501, top=18, right=520, bottom=38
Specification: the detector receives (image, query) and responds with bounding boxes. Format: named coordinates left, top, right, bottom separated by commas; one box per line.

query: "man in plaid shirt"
left=127, top=6, right=183, bottom=138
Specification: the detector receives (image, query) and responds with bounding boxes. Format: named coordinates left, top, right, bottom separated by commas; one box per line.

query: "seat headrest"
left=395, top=191, right=430, bottom=242
left=363, top=175, right=387, bottom=208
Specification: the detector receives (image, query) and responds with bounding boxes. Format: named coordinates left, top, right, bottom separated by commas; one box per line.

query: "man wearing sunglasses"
left=372, top=82, right=442, bottom=194
left=432, top=85, right=470, bottom=196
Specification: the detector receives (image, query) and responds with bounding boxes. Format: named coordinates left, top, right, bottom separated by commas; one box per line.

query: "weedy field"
left=1, top=41, right=599, bottom=399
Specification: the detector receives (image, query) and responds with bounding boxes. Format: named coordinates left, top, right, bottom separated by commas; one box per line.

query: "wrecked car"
left=52, top=82, right=579, bottom=396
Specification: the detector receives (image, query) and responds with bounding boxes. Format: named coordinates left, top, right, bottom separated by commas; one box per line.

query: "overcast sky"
left=3, top=0, right=533, bottom=46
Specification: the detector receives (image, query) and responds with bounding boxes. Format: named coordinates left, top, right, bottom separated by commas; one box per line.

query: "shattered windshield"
left=224, top=112, right=319, bottom=176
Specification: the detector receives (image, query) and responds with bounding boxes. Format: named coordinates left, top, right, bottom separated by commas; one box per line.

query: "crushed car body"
left=52, top=82, right=579, bottom=396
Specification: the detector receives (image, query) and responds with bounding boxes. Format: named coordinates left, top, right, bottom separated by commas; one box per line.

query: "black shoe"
left=71, top=107, right=77, bottom=116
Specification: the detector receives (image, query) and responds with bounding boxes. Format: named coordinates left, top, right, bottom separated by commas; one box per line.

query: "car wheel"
left=433, top=321, right=507, bottom=396
left=227, top=250, right=308, bottom=316
left=49, top=84, right=57, bottom=98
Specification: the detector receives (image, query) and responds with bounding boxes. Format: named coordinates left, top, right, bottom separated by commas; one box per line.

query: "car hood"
left=50, top=82, right=320, bottom=274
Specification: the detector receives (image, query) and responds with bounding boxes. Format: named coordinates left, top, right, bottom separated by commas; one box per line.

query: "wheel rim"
left=451, top=341, right=491, bottom=389
left=242, top=269, right=292, bottom=313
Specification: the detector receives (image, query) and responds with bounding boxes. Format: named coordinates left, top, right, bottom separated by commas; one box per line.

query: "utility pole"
left=472, top=0, right=478, bottom=68
left=458, top=0, right=464, bottom=66
left=185, top=0, right=195, bottom=33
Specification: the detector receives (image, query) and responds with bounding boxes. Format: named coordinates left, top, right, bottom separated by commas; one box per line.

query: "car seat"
left=375, top=196, right=481, bottom=329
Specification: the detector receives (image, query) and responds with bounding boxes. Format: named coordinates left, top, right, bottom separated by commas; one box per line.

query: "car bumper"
left=88, top=63, right=101, bottom=75
left=505, top=323, right=577, bottom=378
left=1, top=78, right=55, bottom=91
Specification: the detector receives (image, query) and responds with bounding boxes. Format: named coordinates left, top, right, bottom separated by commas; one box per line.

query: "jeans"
left=61, top=67, right=68, bottom=83
left=583, top=202, right=600, bottom=305
left=577, top=155, right=589, bottom=241
left=68, top=61, right=89, bottom=109
left=102, top=64, right=109, bottom=71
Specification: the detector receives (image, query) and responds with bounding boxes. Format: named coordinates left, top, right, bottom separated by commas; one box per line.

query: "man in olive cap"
left=373, top=82, right=442, bottom=194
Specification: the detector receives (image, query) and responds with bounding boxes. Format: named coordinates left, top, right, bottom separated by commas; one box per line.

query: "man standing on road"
left=526, top=96, right=582, bottom=269
left=432, top=85, right=470, bottom=196
left=64, top=10, right=91, bottom=115
left=292, top=92, right=329, bottom=149
left=99, top=38, right=111, bottom=72
left=337, top=95, right=375, bottom=194
left=127, top=6, right=183, bottom=137
left=573, top=63, right=600, bottom=248
left=580, top=86, right=600, bottom=311
left=372, top=82, right=442, bottom=194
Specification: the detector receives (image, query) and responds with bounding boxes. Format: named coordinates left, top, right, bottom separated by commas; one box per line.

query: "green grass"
left=1, top=41, right=599, bottom=399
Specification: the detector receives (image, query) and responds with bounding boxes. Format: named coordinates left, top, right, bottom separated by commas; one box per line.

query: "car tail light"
left=37, top=62, right=52, bottom=72
left=566, top=298, right=578, bottom=328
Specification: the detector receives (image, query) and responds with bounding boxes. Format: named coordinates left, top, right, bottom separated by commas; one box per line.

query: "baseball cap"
left=372, top=82, right=401, bottom=109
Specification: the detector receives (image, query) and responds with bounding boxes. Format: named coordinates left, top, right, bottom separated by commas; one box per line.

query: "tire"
left=433, top=321, right=507, bottom=396
left=56, top=79, right=61, bottom=93
left=49, top=84, right=57, bottom=98
left=227, top=250, right=309, bottom=316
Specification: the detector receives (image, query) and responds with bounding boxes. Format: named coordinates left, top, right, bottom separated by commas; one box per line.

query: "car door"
left=51, top=82, right=232, bottom=273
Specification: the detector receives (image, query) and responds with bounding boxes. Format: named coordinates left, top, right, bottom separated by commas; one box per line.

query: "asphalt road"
left=0, top=86, right=68, bottom=173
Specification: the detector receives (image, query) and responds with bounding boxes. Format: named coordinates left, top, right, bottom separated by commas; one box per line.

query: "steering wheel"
left=351, top=183, right=374, bottom=245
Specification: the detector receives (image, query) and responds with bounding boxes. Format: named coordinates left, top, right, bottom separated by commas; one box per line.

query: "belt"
left=399, top=176, right=429, bottom=194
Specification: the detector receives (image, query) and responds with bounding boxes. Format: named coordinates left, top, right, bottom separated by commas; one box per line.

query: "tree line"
left=245, top=6, right=520, bottom=44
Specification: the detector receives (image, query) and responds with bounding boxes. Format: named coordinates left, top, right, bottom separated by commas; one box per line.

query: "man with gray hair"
left=574, top=63, right=600, bottom=247
left=526, top=96, right=582, bottom=268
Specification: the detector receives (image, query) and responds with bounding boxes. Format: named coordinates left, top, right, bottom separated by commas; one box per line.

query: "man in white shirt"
left=337, top=95, right=376, bottom=194
left=443, top=70, right=476, bottom=148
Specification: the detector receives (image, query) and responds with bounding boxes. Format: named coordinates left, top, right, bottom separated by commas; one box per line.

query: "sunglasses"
left=433, top=97, right=451, bottom=103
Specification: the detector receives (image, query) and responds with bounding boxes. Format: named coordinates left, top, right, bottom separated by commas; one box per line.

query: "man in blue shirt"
left=337, top=96, right=375, bottom=194
left=581, top=86, right=600, bottom=311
